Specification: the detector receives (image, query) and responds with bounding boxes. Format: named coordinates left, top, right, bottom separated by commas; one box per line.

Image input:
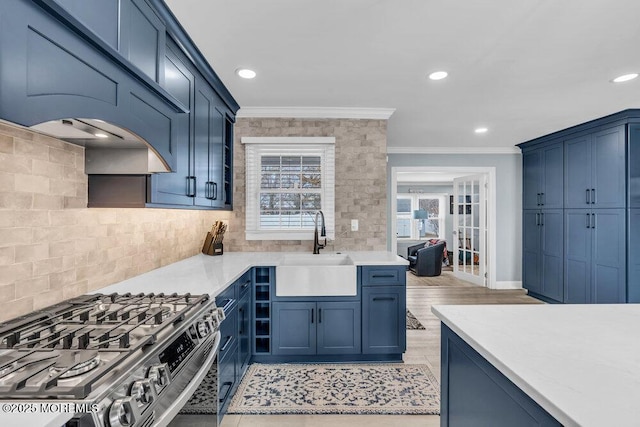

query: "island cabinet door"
left=362, top=286, right=406, bottom=354
left=316, top=302, right=361, bottom=355
left=629, top=209, right=640, bottom=302
left=272, top=302, right=316, bottom=355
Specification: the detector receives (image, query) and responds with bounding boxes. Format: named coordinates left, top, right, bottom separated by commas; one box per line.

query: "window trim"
left=396, top=193, right=446, bottom=240
left=242, top=137, right=335, bottom=240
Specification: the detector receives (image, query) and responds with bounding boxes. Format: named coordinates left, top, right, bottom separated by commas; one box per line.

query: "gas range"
left=0, top=293, right=223, bottom=427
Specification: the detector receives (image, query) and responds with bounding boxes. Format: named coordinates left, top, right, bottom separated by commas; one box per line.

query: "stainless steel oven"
left=0, top=293, right=223, bottom=427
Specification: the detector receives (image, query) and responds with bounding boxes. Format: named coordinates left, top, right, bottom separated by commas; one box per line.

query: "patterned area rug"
left=227, top=363, right=440, bottom=415
left=179, top=363, right=218, bottom=414
left=406, top=310, right=425, bottom=330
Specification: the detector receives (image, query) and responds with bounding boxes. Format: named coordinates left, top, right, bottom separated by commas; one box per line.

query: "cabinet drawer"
left=216, top=284, right=236, bottom=310
left=238, top=270, right=252, bottom=298
left=218, top=308, right=237, bottom=361
left=218, top=341, right=238, bottom=411
left=360, top=266, right=406, bottom=286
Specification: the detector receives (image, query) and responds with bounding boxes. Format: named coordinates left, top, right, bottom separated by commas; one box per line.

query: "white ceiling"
left=165, top=0, right=640, bottom=149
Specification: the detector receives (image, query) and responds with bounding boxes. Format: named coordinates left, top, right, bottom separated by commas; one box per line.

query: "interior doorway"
left=390, top=166, right=497, bottom=289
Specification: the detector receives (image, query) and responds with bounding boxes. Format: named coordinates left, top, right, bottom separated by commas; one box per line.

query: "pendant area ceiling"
left=165, top=0, right=640, bottom=150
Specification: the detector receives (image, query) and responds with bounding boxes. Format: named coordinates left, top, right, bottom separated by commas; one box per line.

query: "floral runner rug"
left=227, top=363, right=440, bottom=415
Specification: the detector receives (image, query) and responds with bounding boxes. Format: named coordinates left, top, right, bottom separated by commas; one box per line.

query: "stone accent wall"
left=0, top=121, right=219, bottom=321
left=224, top=118, right=388, bottom=253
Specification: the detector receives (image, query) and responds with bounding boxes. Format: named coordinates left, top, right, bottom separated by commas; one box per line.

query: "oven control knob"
left=108, top=397, right=137, bottom=427
left=147, top=363, right=171, bottom=393
left=131, top=379, right=155, bottom=405
left=197, top=319, right=211, bottom=338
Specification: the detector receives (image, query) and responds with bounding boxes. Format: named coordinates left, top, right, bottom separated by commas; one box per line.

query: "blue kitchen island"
left=433, top=304, right=640, bottom=427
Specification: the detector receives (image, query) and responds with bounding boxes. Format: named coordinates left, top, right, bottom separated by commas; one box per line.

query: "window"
left=396, top=193, right=446, bottom=240
left=243, top=137, right=335, bottom=240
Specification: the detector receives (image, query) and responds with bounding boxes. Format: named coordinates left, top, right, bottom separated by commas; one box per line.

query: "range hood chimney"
left=30, top=119, right=170, bottom=174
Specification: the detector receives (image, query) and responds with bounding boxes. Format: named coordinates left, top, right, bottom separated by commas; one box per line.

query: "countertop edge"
left=432, top=305, right=577, bottom=427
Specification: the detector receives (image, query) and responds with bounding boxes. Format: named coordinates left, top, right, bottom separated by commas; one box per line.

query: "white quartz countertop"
left=432, top=304, right=640, bottom=427
left=98, top=251, right=407, bottom=297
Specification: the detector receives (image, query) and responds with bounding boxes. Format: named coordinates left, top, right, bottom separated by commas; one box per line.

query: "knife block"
left=202, top=232, right=224, bottom=256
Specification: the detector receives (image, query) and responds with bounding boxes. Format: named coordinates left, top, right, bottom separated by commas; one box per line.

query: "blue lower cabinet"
left=564, top=209, right=626, bottom=303
left=272, top=302, right=316, bottom=355
left=237, top=287, right=251, bottom=373
left=441, top=324, right=561, bottom=426
left=272, top=301, right=361, bottom=356
left=316, top=302, right=361, bottom=355
left=629, top=209, right=640, bottom=302
left=217, top=341, right=238, bottom=418
left=362, top=286, right=406, bottom=354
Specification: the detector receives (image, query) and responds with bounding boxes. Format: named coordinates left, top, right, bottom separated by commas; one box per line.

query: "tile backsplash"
left=224, top=118, right=388, bottom=253
left=0, top=121, right=217, bottom=321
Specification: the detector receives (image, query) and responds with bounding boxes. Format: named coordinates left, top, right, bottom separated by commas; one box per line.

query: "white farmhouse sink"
left=276, top=254, right=357, bottom=296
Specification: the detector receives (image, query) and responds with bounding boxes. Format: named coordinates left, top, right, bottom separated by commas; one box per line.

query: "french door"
left=453, top=174, right=487, bottom=286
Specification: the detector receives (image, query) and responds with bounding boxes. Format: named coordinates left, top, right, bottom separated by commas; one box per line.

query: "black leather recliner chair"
left=407, top=242, right=446, bottom=277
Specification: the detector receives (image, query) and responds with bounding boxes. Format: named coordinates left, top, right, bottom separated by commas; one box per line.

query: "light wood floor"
left=221, top=271, right=541, bottom=427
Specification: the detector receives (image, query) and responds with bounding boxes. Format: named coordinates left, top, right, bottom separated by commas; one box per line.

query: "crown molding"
left=387, top=146, right=521, bottom=155
left=236, top=107, right=396, bottom=120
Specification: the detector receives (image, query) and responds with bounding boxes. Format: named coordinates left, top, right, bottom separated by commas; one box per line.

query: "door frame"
left=390, top=166, right=497, bottom=289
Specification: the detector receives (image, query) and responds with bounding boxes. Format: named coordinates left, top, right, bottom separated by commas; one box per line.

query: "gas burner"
left=50, top=354, right=101, bottom=379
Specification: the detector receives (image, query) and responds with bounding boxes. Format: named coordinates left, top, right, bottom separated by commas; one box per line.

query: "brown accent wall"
left=223, top=118, right=388, bottom=253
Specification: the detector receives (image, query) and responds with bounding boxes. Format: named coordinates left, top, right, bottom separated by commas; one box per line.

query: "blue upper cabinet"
left=522, top=140, right=563, bottom=210
left=0, top=0, right=239, bottom=210
left=120, top=0, right=165, bottom=82
left=629, top=125, right=640, bottom=208
left=565, top=125, right=626, bottom=209
left=52, top=0, right=120, bottom=48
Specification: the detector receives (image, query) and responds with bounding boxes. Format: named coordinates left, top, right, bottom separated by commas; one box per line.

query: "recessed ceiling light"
left=474, top=127, right=488, bottom=134
left=428, top=71, right=448, bottom=81
left=236, top=68, right=256, bottom=79
left=612, top=73, right=638, bottom=83
left=94, top=133, right=108, bottom=138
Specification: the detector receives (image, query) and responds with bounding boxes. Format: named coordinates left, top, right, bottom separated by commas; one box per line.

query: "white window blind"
left=243, top=137, right=335, bottom=240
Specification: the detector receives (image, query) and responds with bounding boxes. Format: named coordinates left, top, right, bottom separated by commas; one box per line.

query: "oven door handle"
left=153, top=330, right=221, bottom=427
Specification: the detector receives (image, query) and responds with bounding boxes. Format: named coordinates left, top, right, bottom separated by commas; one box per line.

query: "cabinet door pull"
left=187, top=176, right=196, bottom=197
left=311, top=308, right=314, bottom=324
left=219, top=381, right=233, bottom=403
left=372, top=297, right=396, bottom=301
left=318, top=308, right=322, bottom=323
left=238, top=307, right=244, bottom=335
left=540, top=192, right=544, bottom=206
left=535, top=213, right=540, bottom=226
left=591, top=213, right=596, bottom=229
left=221, top=335, right=233, bottom=352
left=591, top=188, right=595, bottom=204
left=586, top=213, right=591, bottom=228
left=212, top=182, right=218, bottom=200
left=586, top=189, right=590, bottom=204
left=241, top=280, right=251, bottom=290
left=540, top=212, right=544, bottom=226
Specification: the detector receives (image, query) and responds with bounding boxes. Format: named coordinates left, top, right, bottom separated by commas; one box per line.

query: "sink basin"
left=276, top=254, right=357, bottom=296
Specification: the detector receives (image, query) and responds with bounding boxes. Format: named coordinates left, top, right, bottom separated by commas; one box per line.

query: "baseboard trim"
left=494, top=281, right=522, bottom=290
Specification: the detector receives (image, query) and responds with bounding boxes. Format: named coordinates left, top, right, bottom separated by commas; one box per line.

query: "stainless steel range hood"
left=30, top=119, right=170, bottom=174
